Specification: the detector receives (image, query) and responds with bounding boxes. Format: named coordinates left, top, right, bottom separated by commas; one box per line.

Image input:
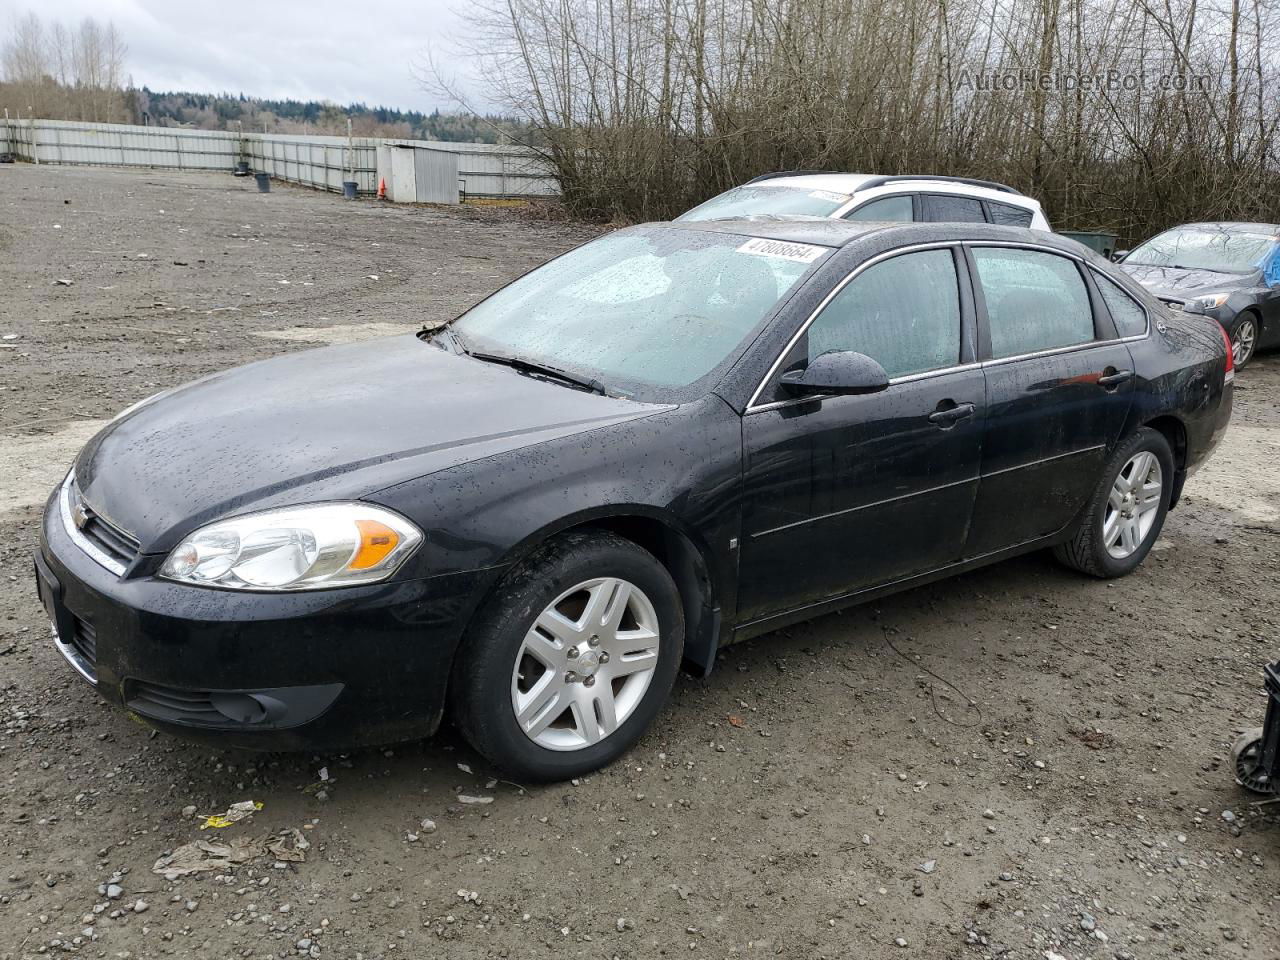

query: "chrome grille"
left=61, top=475, right=139, bottom=574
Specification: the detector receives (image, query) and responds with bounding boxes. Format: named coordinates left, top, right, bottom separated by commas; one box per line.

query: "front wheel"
left=450, top=530, right=684, bottom=781
left=1053, top=427, right=1174, bottom=578
left=1231, top=314, right=1258, bottom=368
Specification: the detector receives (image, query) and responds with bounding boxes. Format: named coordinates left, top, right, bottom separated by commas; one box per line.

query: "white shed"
left=375, top=143, right=460, bottom=204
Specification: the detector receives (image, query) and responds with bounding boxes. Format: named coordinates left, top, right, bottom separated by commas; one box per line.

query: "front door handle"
left=928, top=400, right=976, bottom=427
left=1097, top=368, right=1133, bottom=390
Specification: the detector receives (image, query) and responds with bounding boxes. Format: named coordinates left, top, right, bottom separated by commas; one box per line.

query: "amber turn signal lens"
left=350, top=519, right=401, bottom=570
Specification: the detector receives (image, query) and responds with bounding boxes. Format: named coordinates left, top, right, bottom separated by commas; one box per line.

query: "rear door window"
left=986, top=201, right=1034, bottom=227
left=922, top=194, right=986, bottom=223
left=844, top=195, right=914, bottom=222
left=972, top=248, right=1095, bottom=358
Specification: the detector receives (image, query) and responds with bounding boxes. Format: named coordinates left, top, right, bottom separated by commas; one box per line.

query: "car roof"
left=749, top=173, right=879, bottom=193
left=669, top=215, right=886, bottom=247
left=1168, top=221, right=1280, bottom=236
left=668, top=216, right=1079, bottom=253
left=744, top=173, right=1041, bottom=208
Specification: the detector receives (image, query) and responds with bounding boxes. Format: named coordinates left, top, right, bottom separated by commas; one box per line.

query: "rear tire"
left=1053, top=427, right=1174, bottom=578
left=450, top=530, right=684, bottom=782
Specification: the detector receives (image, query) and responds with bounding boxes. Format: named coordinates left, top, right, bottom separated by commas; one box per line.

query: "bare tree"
left=456, top=0, right=1280, bottom=239
left=0, top=11, right=131, bottom=123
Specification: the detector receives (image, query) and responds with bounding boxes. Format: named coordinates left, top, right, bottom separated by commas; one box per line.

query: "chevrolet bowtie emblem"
left=71, top=499, right=90, bottom=531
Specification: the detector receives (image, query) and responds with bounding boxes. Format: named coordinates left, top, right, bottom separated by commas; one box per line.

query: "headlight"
left=160, top=503, right=422, bottom=591
left=1187, top=293, right=1231, bottom=311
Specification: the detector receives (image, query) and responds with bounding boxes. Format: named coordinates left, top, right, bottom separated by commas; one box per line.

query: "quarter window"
left=986, top=201, right=1034, bottom=227
left=973, top=248, right=1094, bottom=358
left=806, top=249, right=961, bottom=378
left=1093, top=272, right=1148, bottom=337
left=844, top=195, right=913, bottom=222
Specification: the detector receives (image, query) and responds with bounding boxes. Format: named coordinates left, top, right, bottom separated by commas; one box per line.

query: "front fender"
left=365, top=396, right=744, bottom=665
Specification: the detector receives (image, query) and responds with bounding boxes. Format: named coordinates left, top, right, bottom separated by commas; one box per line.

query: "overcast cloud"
left=10, top=0, right=491, bottom=113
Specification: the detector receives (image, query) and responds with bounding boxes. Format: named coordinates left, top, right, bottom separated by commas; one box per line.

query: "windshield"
left=1126, top=227, right=1278, bottom=275
left=452, top=227, right=825, bottom=399
left=678, top=185, right=850, bottom=222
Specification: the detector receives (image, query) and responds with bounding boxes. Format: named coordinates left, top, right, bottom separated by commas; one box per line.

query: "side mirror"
left=1111, top=249, right=1129, bottom=263
left=780, top=351, right=890, bottom=397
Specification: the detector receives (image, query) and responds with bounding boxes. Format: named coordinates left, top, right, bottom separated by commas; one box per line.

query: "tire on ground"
left=1053, top=426, right=1175, bottom=578
left=1232, top=312, right=1259, bottom=368
left=450, top=529, right=684, bottom=782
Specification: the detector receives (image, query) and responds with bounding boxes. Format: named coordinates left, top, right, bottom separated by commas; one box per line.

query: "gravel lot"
left=1, top=164, right=1278, bottom=960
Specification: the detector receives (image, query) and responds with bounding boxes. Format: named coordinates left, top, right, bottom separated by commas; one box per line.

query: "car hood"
left=1121, top=263, right=1253, bottom=301
left=75, top=335, right=666, bottom=550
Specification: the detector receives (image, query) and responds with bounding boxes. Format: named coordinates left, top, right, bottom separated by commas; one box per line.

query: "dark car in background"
left=1118, top=222, right=1280, bottom=367
left=36, top=218, right=1233, bottom=781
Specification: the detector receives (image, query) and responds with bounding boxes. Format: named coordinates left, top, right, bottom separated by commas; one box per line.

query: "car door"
left=962, top=243, right=1136, bottom=558
left=737, top=246, right=986, bottom=622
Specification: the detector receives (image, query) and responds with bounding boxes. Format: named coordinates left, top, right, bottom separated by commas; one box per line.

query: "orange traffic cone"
left=377, top=178, right=387, bottom=200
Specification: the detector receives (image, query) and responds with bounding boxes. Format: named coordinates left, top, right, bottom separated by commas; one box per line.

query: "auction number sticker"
left=736, top=237, right=828, bottom=263
left=808, top=190, right=850, bottom=203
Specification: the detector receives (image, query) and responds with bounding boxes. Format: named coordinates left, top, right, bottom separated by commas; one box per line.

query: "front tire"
left=1230, top=313, right=1258, bottom=368
left=450, top=530, right=684, bottom=781
left=1053, top=427, right=1174, bottom=578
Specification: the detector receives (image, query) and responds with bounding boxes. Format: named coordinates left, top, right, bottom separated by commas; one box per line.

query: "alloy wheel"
left=1232, top=318, right=1256, bottom=367
left=1103, top=451, right=1162, bottom=559
left=510, top=577, right=660, bottom=751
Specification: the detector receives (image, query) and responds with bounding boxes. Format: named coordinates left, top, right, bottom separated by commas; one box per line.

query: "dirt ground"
left=1, top=165, right=1278, bottom=960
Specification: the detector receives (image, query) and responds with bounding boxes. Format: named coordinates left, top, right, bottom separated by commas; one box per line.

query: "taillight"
left=1221, top=324, right=1234, bottom=382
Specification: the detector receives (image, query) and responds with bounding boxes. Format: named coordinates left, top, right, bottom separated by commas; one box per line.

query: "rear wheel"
left=1053, top=427, right=1174, bottom=578
left=451, top=530, right=683, bottom=781
left=1231, top=314, right=1258, bottom=368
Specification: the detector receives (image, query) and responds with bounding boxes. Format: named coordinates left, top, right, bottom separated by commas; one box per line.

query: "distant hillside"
left=1, top=12, right=527, bottom=144
left=134, top=88, right=535, bottom=144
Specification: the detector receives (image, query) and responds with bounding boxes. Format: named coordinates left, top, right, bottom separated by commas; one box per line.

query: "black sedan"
left=1118, top=221, right=1280, bottom=367
left=36, top=219, right=1233, bottom=780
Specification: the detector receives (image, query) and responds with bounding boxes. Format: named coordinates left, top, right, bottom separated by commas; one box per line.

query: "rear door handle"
left=928, top=401, right=976, bottom=427
left=1097, top=368, right=1133, bottom=389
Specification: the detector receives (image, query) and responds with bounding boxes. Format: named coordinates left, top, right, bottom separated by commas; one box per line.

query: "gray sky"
left=17, top=0, right=491, bottom=113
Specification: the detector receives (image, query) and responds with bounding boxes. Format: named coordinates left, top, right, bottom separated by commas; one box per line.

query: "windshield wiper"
left=469, top=351, right=607, bottom=395
left=421, top=323, right=470, bottom=354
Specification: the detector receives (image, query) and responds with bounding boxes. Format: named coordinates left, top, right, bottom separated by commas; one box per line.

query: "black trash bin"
left=343, top=180, right=358, bottom=199
left=234, top=160, right=250, bottom=177
left=1231, top=659, right=1280, bottom=795
left=254, top=172, right=270, bottom=193
left=1059, top=231, right=1120, bottom=260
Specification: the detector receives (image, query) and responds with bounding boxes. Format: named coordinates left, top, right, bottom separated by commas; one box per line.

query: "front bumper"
left=36, top=486, right=497, bottom=750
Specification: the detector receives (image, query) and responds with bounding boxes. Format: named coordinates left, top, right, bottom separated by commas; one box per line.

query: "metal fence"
left=245, top=133, right=379, bottom=195
left=0, top=117, right=558, bottom=200
left=420, top=141, right=560, bottom=199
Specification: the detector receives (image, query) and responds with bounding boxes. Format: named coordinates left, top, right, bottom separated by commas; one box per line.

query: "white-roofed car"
left=677, top=171, right=1051, bottom=231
